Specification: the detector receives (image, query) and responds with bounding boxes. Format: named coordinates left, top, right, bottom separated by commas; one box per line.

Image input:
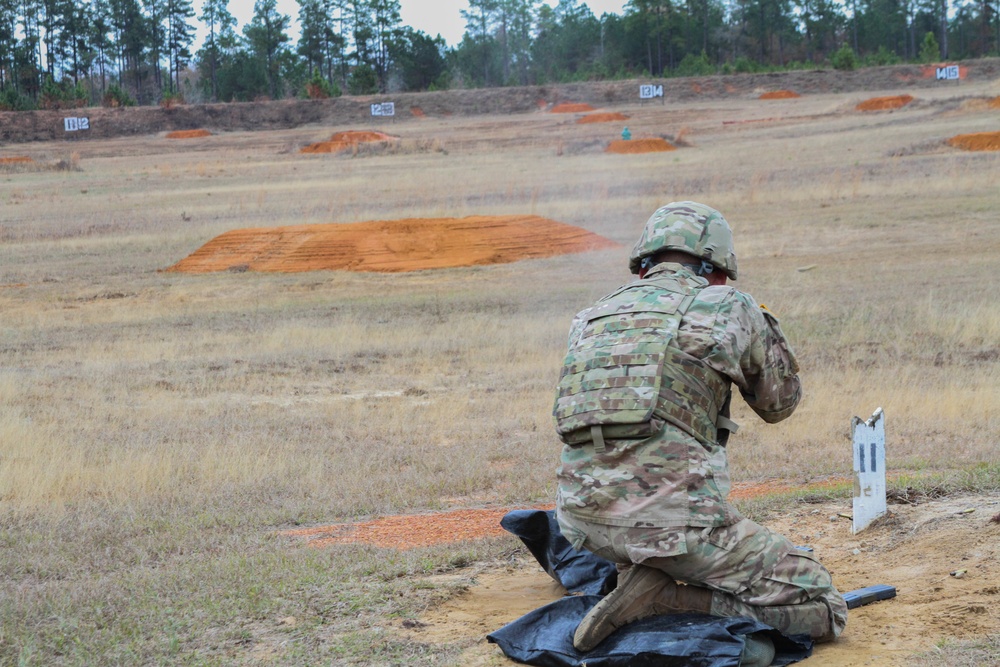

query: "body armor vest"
left=554, top=273, right=733, bottom=447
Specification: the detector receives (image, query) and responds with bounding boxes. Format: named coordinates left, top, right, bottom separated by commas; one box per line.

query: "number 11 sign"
left=852, top=407, right=886, bottom=534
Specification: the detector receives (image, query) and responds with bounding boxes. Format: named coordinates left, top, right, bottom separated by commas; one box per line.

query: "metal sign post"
left=852, top=408, right=886, bottom=534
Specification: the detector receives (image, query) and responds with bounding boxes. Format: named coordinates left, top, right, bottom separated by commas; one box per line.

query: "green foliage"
left=0, top=0, right=996, bottom=104
left=733, top=56, right=760, bottom=73
left=302, top=70, right=341, bottom=99
left=244, top=0, right=292, bottom=99
left=212, top=50, right=270, bottom=101
left=389, top=28, right=448, bottom=92
left=864, top=46, right=901, bottom=66
left=0, top=87, right=36, bottom=111
left=674, top=51, right=715, bottom=77
left=38, top=75, right=88, bottom=110
left=347, top=63, right=378, bottom=95
left=159, top=89, right=185, bottom=108
left=102, top=84, right=136, bottom=108
left=919, top=32, right=940, bottom=63
left=830, top=44, right=858, bottom=71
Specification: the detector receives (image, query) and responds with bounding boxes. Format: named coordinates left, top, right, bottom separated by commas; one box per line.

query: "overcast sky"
left=218, top=0, right=629, bottom=48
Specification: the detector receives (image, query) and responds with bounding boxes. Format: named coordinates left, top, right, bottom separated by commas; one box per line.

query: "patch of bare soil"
left=164, top=215, right=619, bottom=274
left=4, top=59, right=1000, bottom=143
left=0, top=156, right=32, bottom=163
left=606, top=138, right=676, bottom=153
left=282, top=482, right=840, bottom=552
left=856, top=95, right=915, bottom=111
left=946, top=131, right=1000, bottom=151
left=283, top=508, right=526, bottom=549
left=550, top=103, right=596, bottom=113
left=760, top=90, right=801, bottom=99
left=577, top=112, right=629, bottom=123
left=300, top=130, right=398, bottom=153
left=165, top=129, right=212, bottom=139
left=990, top=96, right=1000, bottom=108
left=396, top=493, right=1000, bottom=666
left=410, top=106, right=426, bottom=117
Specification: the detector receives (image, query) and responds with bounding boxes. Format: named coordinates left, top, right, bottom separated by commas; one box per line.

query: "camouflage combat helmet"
left=628, top=201, right=738, bottom=279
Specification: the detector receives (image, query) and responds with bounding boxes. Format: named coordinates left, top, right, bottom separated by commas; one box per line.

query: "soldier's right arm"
left=739, top=304, right=802, bottom=424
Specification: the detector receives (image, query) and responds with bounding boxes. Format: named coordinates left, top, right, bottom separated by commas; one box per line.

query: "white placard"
left=64, top=117, right=90, bottom=132
left=639, top=84, right=664, bottom=99
left=370, top=102, right=395, bottom=117
left=852, top=407, right=886, bottom=534
left=935, top=65, right=960, bottom=80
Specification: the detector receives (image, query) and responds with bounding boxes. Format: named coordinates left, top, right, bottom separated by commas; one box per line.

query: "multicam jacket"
left=554, top=262, right=801, bottom=530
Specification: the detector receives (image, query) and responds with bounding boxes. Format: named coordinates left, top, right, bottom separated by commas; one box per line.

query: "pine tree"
left=165, top=0, right=194, bottom=93
left=198, top=0, right=236, bottom=100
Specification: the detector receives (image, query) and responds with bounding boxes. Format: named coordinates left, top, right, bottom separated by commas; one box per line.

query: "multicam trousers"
left=557, top=510, right=848, bottom=642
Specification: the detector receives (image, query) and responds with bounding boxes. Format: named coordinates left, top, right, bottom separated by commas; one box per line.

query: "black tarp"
left=488, top=509, right=813, bottom=667
left=499, top=509, right=618, bottom=596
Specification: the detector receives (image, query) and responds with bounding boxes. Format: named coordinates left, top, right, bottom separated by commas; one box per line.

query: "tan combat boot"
left=573, top=564, right=714, bottom=652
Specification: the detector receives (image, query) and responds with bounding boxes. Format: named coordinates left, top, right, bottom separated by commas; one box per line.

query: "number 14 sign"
left=640, top=84, right=663, bottom=99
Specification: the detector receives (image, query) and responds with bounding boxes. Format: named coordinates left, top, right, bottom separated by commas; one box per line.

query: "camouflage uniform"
left=554, top=260, right=847, bottom=642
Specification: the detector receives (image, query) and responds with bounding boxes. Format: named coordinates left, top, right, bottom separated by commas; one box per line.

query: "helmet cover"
left=628, top=201, right=738, bottom=279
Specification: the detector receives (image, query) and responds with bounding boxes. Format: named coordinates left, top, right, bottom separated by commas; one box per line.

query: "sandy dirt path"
left=396, top=494, right=1000, bottom=665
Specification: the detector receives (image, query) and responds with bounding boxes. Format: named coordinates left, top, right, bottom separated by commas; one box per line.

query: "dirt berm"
left=3, top=58, right=999, bottom=143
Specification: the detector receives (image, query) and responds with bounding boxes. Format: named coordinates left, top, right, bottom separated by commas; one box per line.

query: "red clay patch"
left=856, top=95, right=914, bottom=111
left=0, top=156, right=33, bottom=164
left=284, top=479, right=853, bottom=550
left=577, top=112, right=629, bottom=124
left=283, top=508, right=527, bottom=549
left=166, top=129, right=212, bottom=139
left=606, top=138, right=676, bottom=154
left=410, top=106, right=425, bottom=117
left=550, top=103, right=596, bottom=113
left=946, top=131, right=1000, bottom=151
left=300, top=130, right=398, bottom=154
left=759, top=90, right=800, bottom=99
left=164, top=215, right=619, bottom=274
left=988, top=96, right=1000, bottom=109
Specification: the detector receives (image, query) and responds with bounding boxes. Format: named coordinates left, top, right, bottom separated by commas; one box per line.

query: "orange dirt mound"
left=550, top=103, right=596, bottom=113
left=988, top=96, right=1000, bottom=108
left=606, top=138, right=676, bottom=154
left=165, top=129, right=212, bottom=139
left=164, top=215, right=619, bottom=274
left=759, top=90, right=800, bottom=99
left=410, top=106, right=425, bottom=117
left=856, top=94, right=914, bottom=111
left=946, top=131, right=1000, bottom=151
left=576, top=112, right=629, bottom=124
left=300, top=130, right=398, bottom=154
left=0, top=156, right=33, bottom=164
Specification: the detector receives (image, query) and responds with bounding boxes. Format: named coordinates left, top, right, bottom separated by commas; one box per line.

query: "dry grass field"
left=2, top=76, right=999, bottom=666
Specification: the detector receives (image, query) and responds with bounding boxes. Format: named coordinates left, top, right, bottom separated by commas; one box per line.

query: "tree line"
left=1, top=0, right=997, bottom=110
